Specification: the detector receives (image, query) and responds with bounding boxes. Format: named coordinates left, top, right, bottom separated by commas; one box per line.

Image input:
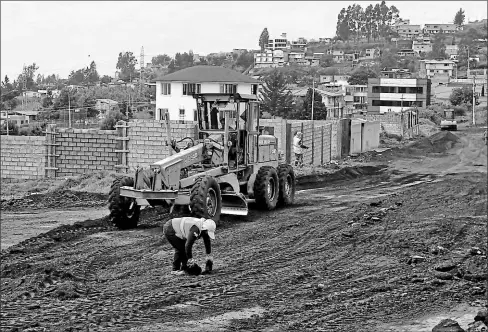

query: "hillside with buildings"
left=1, top=8, right=487, bottom=134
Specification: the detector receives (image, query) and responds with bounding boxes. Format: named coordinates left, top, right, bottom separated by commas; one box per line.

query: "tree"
left=319, top=54, right=334, bottom=68
left=449, top=86, right=473, bottom=106
left=100, top=75, right=112, bottom=84
left=2, top=75, right=13, bottom=91
left=427, top=34, right=447, bottom=59
left=100, top=110, right=125, bottom=130
left=116, top=51, right=138, bottom=82
left=454, top=8, right=465, bottom=26
left=86, top=61, right=99, bottom=84
left=42, top=89, right=54, bottom=108
left=151, top=54, right=171, bottom=66
left=53, top=87, right=78, bottom=110
left=291, top=88, right=327, bottom=120
left=348, top=67, right=378, bottom=85
left=260, top=69, right=293, bottom=118
left=259, top=28, right=269, bottom=51
left=379, top=50, right=399, bottom=69
left=235, top=51, right=254, bottom=69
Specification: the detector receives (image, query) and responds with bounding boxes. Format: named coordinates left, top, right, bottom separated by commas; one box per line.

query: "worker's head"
left=201, top=218, right=216, bottom=239
left=296, top=131, right=303, bottom=138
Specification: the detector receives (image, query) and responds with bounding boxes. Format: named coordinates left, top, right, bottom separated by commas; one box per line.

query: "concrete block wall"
left=322, top=124, right=332, bottom=164
left=0, top=136, right=45, bottom=182
left=127, top=119, right=197, bottom=169
left=56, top=128, right=119, bottom=177
left=350, top=121, right=363, bottom=154
left=323, top=119, right=341, bottom=159
left=362, top=121, right=381, bottom=151
left=362, top=113, right=403, bottom=137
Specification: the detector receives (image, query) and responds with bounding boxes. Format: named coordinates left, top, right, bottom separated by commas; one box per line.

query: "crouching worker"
left=163, top=217, right=216, bottom=276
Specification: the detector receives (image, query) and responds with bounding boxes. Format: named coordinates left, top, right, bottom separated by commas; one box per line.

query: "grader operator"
left=108, top=93, right=296, bottom=229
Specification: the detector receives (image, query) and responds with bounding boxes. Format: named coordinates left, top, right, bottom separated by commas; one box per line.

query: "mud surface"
left=1, top=127, right=487, bottom=332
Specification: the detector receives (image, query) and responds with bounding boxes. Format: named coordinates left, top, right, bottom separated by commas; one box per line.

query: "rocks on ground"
left=432, top=318, right=465, bottom=332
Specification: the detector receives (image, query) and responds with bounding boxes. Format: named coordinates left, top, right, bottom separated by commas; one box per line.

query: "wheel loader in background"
left=109, top=93, right=296, bottom=229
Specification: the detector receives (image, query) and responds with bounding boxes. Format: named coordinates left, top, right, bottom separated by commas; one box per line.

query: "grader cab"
left=108, top=93, right=296, bottom=229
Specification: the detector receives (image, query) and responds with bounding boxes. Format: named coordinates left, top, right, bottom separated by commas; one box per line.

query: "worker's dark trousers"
left=163, top=221, right=188, bottom=271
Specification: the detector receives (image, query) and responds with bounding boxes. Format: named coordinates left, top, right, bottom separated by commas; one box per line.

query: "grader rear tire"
left=109, top=176, right=140, bottom=229
left=190, top=176, right=222, bottom=223
left=253, top=166, right=279, bottom=210
left=277, top=164, right=296, bottom=207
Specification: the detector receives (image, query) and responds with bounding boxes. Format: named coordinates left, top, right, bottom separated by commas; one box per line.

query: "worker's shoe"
left=171, top=270, right=185, bottom=276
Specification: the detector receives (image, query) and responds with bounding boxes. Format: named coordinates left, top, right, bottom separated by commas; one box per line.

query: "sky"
left=1, top=1, right=487, bottom=81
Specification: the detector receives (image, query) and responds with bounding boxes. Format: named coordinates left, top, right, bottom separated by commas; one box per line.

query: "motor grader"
left=108, top=93, right=296, bottom=229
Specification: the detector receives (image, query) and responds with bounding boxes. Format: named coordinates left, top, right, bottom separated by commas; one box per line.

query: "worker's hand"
left=187, top=258, right=196, bottom=267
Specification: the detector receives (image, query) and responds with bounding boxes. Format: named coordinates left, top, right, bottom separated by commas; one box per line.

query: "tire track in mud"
left=2, top=162, right=486, bottom=331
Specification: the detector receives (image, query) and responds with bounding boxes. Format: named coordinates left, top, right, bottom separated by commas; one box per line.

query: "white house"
left=154, top=66, right=261, bottom=122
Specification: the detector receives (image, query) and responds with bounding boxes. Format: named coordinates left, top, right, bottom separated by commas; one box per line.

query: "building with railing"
left=419, top=59, right=456, bottom=79
left=344, top=85, right=368, bottom=110
left=423, top=24, right=461, bottom=34
left=396, top=25, right=422, bottom=39
left=268, top=33, right=289, bottom=51
left=367, top=77, right=431, bottom=114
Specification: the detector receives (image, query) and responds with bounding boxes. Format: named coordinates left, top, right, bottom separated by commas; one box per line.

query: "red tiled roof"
left=154, top=66, right=260, bottom=84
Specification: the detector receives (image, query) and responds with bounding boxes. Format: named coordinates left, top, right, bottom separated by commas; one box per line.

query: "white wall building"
left=419, top=59, right=456, bottom=78
left=268, top=33, right=289, bottom=51
left=154, top=66, right=261, bottom=121
left=254, top=50, right=274, bottom=68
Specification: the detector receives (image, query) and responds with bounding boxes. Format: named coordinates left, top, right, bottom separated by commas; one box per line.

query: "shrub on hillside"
left=1, top=121, right=19, bottom=135
left=419, top=107, right=444, bottom=125
left=453, top=104, right=469, bottom=116
left=100, top=110, right=125, bottom=130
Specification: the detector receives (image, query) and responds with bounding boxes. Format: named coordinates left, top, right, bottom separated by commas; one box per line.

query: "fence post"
left=321, top=126, right=324, bottom=165
left=311, top=124, right=314, bottom=165
left=45, top=124, right=59, bottom=178
left=330, top=123, right=333, bottom=161
left=115, top=120, right=129, bottom=173
left=285, top=123, right=292, bottom=164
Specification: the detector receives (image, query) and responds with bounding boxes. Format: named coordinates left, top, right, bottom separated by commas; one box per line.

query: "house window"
left=161, top=83, right=171, bottom=95
left=220, top=84, right=237, bottom=94
left=183, top=83, right=201, bottom=95
left=157, top=108, right=168, bottom=120
left=179, top=108, right=185, bottom=123
left=251, top=84, right=259, bottom=95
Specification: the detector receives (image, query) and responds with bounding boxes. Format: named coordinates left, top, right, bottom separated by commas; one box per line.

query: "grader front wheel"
left=278, top=164, right=296, bottom=206
left=108, top=176, right=140, bottom=229
left=253, top=166, right=279, bottom=210
left=190, top=176, right=222, bottom=223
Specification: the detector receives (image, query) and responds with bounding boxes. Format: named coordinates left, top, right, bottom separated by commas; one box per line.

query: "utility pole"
left=6, top=109, right=9, bottom=136
left=68, top=89, right=71, bottom=128
left=311, top=77, right=315, bottom=121
left=467, top=46, right=470, bottom=76
left=140, top=46, right=145, bottom=93
left=472, top=74, right=476, bottom=126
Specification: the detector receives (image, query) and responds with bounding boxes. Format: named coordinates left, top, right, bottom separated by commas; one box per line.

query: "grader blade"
left=221, top=193, right=248, bottom=216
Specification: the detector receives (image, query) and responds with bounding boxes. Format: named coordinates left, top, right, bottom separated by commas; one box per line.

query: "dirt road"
left=1, top=127, right=486, bottom=332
